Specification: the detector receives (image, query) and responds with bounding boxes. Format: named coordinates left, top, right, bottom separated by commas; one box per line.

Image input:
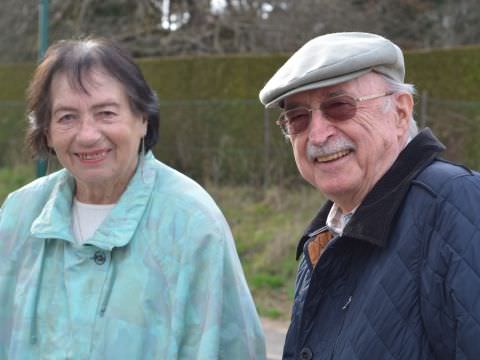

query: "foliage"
left=406, top=46, right=480, bottom=100
left=0, top=164, right=34, bottom=203
left=207, top=184, right=323, bottom=319
left=0, top=63, right=34, bottom=100
left=1, top=0, right=480, bottom=62
left=0, top=101, right=31, bottom=166
left=1, top=47, right=479, bottom=184
left=138, top=54, right=286, bottom=101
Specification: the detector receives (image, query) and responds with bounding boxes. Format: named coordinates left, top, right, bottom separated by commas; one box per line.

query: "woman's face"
left=47, top=68, right=147, bottom=203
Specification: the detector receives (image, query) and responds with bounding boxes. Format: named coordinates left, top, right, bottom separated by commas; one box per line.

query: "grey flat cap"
left=259, top=32, right=405, bottom=108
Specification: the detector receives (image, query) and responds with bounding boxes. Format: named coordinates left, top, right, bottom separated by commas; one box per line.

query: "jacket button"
left=93, top=251, right=106, bottom=265
left=299, top=347, right=313, bottom=360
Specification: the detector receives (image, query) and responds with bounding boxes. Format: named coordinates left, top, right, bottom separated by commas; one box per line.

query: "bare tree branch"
left=0, top=0, right=478, bottom=62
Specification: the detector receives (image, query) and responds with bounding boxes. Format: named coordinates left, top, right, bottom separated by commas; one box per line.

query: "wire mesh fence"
left=0, top=100, right=30, bottom=167
left=1, top=94, right=480, bottom=185
left=415, top=93, right=480, bottom=170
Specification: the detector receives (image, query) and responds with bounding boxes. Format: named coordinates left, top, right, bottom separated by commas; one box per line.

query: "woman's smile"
left=74, top=148, right=112, bottom=163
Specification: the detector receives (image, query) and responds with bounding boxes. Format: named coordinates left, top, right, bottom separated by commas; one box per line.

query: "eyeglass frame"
left=276, top=91, right=395, bottom=136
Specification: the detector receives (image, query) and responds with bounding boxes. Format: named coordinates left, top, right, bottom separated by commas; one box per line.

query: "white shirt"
left=326, top=202, right=356, bottom=236
left=72, top=199, right=115, bottom=244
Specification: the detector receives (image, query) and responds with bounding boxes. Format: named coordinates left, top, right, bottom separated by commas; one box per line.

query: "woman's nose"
left=76, top=118, right=102, bottom=144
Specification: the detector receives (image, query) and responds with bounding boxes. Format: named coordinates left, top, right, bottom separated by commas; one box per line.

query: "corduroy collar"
left=296, top=128, right=445, bottom=260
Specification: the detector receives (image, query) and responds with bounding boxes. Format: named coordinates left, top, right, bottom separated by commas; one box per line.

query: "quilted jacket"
left=283, top=129, right=480, bottom=359
left=0, top=152, right=266, bottom=360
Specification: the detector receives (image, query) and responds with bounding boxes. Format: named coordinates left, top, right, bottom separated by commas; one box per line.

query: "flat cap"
left=259, top=32, right=405, bottom=108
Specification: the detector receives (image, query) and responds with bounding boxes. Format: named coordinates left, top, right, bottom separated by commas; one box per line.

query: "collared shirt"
left=325, top=203, right=355, bottom=237
left=325, top=135, right=411, bottom=238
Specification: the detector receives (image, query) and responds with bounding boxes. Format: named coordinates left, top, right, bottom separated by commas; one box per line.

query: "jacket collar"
left=31, top=152, right=157, bottom=250
left=296, top=128, right=445, bottom=259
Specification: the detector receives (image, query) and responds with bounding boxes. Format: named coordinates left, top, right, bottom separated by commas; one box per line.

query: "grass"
left=0, top=165, right=324, bottom=320
left=207, top=184, right=324, bottom=319
left=0, top=163, right=35, bottom=202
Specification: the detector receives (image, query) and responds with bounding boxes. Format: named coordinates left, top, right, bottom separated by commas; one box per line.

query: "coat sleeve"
left=420, top=174, right=480, bottom=359
left=173, top=208, right=266, bottom=360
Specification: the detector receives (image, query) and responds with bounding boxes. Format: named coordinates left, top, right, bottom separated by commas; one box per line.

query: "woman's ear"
left=142, top=116, right=148, bottom=137
left=45, top=129, right=52, bottom=148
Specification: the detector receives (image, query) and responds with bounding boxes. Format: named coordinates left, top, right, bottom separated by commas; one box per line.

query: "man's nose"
left=307, top=108, right=335, bottom=145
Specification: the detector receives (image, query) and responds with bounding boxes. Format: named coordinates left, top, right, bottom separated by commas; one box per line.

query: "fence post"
left=36, top=0, right=49, bottom=177
left=420, top=90, right=428, bottom=128
left=263, top=107, right=270, bottom=187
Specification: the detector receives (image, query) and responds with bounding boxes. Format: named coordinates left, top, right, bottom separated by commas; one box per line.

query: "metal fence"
left=1, top=94, right=480, bottom=185
left=415, top=93, right=480, bottom=170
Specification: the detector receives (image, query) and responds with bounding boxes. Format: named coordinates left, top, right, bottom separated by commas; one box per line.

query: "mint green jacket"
left=0, top=153, right=266, bottom=359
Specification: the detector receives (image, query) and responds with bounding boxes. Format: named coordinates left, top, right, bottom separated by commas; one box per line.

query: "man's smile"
left=314, top=149, right=352, bottom=163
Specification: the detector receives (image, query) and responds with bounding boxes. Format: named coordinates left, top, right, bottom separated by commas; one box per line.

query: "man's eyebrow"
left=284, top=100, right=307, bottom=110
left=325, top=89, right=347, bottom=98
left=284, top=89, right=348, bottom=110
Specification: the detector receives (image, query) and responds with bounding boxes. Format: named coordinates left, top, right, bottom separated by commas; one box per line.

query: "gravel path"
left=261, top=318, right=289, bottom=360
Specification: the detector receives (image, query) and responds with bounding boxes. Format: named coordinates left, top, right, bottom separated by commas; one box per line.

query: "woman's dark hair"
left=26, top=37, right=159, bottom=159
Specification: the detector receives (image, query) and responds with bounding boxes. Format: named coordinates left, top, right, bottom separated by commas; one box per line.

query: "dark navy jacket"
left=283, top=129, right=480, bottom=359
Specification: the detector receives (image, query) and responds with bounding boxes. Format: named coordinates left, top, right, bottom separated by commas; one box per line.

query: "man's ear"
left=394, top=92, right=414, bottom=133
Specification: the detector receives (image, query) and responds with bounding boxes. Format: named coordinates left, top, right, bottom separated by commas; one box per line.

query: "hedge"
left=0, top=46, right=479, bottom=183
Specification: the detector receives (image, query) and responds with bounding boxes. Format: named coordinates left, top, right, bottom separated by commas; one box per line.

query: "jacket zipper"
left=330, top=294, right=353, bottom=359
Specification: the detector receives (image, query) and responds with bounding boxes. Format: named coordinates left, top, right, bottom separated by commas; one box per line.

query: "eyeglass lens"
left=281, top=95, right=357, bottom=135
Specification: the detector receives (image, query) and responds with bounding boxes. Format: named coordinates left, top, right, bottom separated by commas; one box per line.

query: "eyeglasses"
left=276, top=91, right=394, bottom=136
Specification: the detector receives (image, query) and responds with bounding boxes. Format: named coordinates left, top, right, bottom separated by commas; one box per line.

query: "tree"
left=0, top=0, right=479, bottom=63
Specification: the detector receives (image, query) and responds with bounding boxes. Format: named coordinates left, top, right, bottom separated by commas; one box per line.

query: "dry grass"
left=207, top=184, right=324, bottom=319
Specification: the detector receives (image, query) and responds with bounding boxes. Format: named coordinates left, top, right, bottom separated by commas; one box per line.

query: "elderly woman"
left=0, top=38, right=265, bottom=359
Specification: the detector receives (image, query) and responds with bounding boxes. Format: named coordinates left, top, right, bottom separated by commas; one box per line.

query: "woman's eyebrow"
left=91, top=101, right=121, bottom=110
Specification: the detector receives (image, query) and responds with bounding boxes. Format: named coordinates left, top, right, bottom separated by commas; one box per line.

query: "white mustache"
left=307, top=138, right=356, bottom=161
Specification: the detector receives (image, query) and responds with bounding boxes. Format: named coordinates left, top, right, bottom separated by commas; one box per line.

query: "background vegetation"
left=1, top=0, right=479, bottom=62
left=1, top=44, right=480, bottom=318
left=1, top=0, right=480, bottom=319
left=1, top=45, right=480, bottom=183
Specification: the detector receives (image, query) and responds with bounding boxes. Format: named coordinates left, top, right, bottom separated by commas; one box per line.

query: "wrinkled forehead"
left=282, top=72, right=386, bottom=108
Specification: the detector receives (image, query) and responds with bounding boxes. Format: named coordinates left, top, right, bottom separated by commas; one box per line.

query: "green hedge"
left=138, top=54, right=287, bottom=101
left=2, top=46, right=479, bottom=102
left=0, top=46, right=479, bottom=183
left=406, top=46, right=480, bottom=100
left=0, top=63, right=34, bottom=100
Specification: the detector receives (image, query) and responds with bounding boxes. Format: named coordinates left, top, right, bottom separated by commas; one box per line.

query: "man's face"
left=285, top=73, right=412, bottom=212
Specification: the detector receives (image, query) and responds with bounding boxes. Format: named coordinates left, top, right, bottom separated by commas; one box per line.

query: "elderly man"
left=259, top=32, right=480, bottom=359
